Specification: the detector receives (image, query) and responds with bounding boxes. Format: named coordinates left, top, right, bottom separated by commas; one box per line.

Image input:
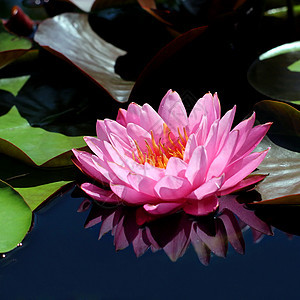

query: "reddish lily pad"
left=63, top=0, right=156, bottom=12
left=254, top=137, right=300, bottom=201
left=252, top=101, right=300, bottom=202
left=0, top=106, right=86, bottom=167
left=34, top=13, right=135, bottom=103
left=253, top=100, right=300, bottom=152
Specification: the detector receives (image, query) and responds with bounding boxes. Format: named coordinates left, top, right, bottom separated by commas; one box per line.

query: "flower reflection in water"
left=78, top=191, right=272, bottom=265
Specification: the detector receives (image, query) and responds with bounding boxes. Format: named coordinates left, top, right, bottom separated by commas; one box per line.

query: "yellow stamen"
left=178, top=128, right=185, bottom=144
left=183, top=127, right=189, bottom=142
left=132, top=126, right=188, bottom=169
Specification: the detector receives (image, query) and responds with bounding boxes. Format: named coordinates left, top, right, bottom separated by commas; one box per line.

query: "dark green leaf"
left=248, top=41, right=300, bottom=103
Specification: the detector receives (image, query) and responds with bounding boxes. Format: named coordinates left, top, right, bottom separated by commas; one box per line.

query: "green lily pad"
left=34, top=13, right=134, bottom=103
left=0, top=150, right=77, bottom=253
left=0, top=154, right=76, bottom=210
left=0, top=23, right=32, bottom=69
left=0, top=180, right=32, bottom=253
left=264, top=5, right=300, bottom=18
left=15, top=181, right=72, bottom=211
left=287, top=59, right=300, bottom=72
left=0, top=106, right=86, bottom=167
left=0, top=75, right=30, bottom=96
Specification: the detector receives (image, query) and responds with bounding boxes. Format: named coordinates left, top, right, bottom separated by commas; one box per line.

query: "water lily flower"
left=73, top=90, right=271, bottom=218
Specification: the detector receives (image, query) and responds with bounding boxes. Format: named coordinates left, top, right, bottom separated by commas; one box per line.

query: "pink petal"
left=186, top=175, right=224, bottom=200
left=231, top=112, right=256, bottom=155
left=81, top=182, right=120, bottom=203
left=143, top=202, right=183, bottom=215
left=107, top=161, right=131, bottom=184
left=203, top=121, right=219, bottom=164
left=72, top=149, right=109, bottom=183
left=140, top=103, right=164, bottom=138
left=127, top=173, right=156, bottom=197
left=142, top=162, right=165, bottom=181
left=126, top=102, right=142, bottom=124
left=195, top=115, right=208, bottom=145
left=116, top=108, right=127, bottom=126
left=84, top=136, right=126, bottom=166
left=213, top=93, right=221, bottom=119
left=158, top=90, right=188, bottom=135
left=215, top=106, right=236, bottom=153
left=231, top=122, right=272, bottom=162
left=221, top=148, right=270, bottom=190
left=84, top=136, right=105, bottom=160
left=154, top=175, right=192, bottom=200
left=96, top=120, right=109, bottom=141
left=91, top=157, right=123, bottom=185
left=126, top=123, right=151, bottom=152
left=206, top=130, right=239, bottom=179
left=110, top=184, right=158, bottom=205
left=188, top=100, right=205, bottom=133
left=183, top=133, right=198, bottom=162
left=183, top=195, right=219, bottom=216
left=165, top=157, right=188, bottom=177
left=197, top=93, right=219, bottom=130
left=219, top=174, right=267, bottom=196
left=101, top=140, right=128, bottom=167
left=104, top=119, right=131, bottom=145
left=185, top=146, right=208, bottom=187
left=109, top=133, right=135, bottom=158
left=188, top=92, right=220, bottom=134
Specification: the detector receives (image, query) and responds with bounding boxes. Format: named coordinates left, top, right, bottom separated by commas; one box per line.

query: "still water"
left=1, top=189, right=300, bottom=299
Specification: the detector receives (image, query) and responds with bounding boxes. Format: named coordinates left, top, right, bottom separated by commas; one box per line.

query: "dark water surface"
left=1, top=190, right=300, bottom=299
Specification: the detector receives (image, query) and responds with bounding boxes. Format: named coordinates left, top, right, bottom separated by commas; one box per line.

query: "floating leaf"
left=0, top=75, right=30, bottom=96
left=0, top=180, right=32, bottom=253
left=287, top=59, right=300, bottom=72
left=0, top=154, right=76, bottom=210
left=252, top=101, right=300, bottom=201
left=254, top=138, right=300, bottom=201
left=62, top=0, right=156, bottom=12
left=250, top=203, right=300, bottom=236
left=248, top=41, right=300, bottom=103
left=65, top=0, right=95, bottom=12
left=0, top=106, right=86, bottom=167
left=0, top=23, right=32, bottom=68
left=34, top=13, right=134, bottom=103
left=264, top=5, right=300, bottom=18
left=253, top=100, right=300, bottom=152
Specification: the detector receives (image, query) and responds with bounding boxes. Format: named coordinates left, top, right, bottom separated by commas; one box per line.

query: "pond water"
left=1, top=189, right=300, bottom=299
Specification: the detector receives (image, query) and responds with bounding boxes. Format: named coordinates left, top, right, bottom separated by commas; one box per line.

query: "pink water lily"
left=72, top=90, right=271, bottom=218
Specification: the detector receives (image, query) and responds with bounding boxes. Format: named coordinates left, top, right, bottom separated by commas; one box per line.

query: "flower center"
left=132, top=124, right=188, bottom=168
